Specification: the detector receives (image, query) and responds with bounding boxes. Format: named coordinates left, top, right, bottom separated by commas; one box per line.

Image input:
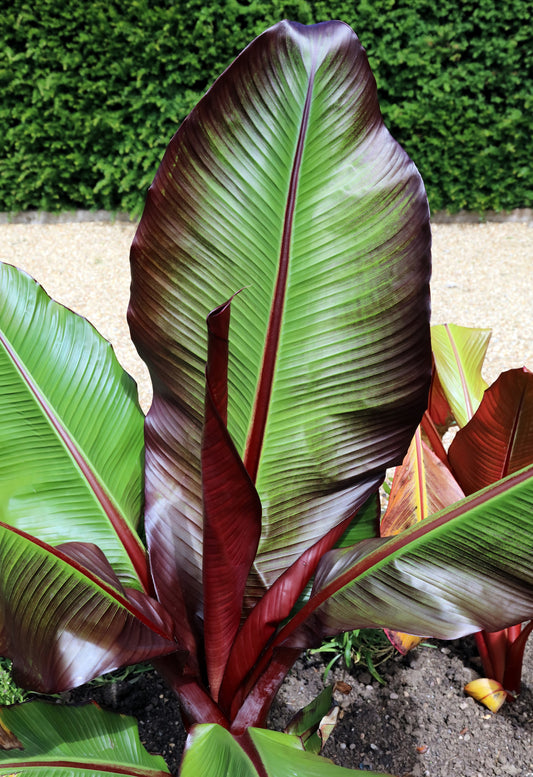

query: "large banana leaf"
left=0, top=263, right=178, bottom=691
left=1, top=706, right=390, bottom=776
left=0, top=529, right=177, bottom=691
left=128, top=20, right=431, bottom=631
left=0, top=701, right=170, bottom=776
left=179, top=725, right=258, bottom=777
left=250, top=728, right=390, bottom=777
left=0, top=262, right=148, bottom=591
left=268, top=464, right=533, bottom=647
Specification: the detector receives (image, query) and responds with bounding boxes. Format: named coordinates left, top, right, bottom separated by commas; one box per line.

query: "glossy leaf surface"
left=128, top=20, right=431, bottom=632
left=431, top=324, right=491, bottom=427
left=0, top=701, right=170, bottom=775
left=449, top=368, right=533, bottom=495
left=180, top=725, right=258, bottom=777
left=0, top=530, right=177, bottom=692
left=249, top=728, right=391, bottom=776
left=277, top=465, right=533, bottom=644
left=0, top=262, right=148, bottom=591
left=202, top=302, right=262, bottom=699
left=180, top=725, right=392, bottom=776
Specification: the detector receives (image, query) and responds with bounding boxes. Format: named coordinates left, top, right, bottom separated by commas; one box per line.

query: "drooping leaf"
left=0, top=528, right=177, bottom=692
left=0, top=701, right=170, bottom=776
left=379, top=430, right=464, bottom=655
left=448, top=368, right=533, bottom=495
left=0, top=262, right=149, bottom=591
left=128, top=20, right=431, bottom=626
left=270, top=465, right=533, bottom=647
left=431, top=324, right=491, bottom=428
left=447, top=368, right=533, bottom=699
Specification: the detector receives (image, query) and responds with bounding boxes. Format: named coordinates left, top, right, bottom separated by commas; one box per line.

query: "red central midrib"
left=0, top=759, right=169, bottom=777
left=243, top=73, right=315, bottom=483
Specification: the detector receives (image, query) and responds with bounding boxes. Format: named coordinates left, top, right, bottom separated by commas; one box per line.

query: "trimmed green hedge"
left=1, top=0, right=531, bottom=215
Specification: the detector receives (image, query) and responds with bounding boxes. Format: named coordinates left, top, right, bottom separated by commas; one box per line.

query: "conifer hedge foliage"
left=2, top=0, right=531, bottom=215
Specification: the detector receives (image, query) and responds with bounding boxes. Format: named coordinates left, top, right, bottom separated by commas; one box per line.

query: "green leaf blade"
left=431, top=324, right=491, bottom=427
left=0, top=262, right=148, bottom=590
left=180, top=724, right=392, bottom=777
left=0, top=527, right=177, bottom=692
left=284, top=465, right=533, bottom=644
left=0, top=701, right=170, bottom=776
left=179, top=725, right=259, bottom=777
left=250, top=728, right=392, bottom=776
left=129, top=21, right=431, bottom=615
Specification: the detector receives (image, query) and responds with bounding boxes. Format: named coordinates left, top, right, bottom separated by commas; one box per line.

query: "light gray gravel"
left=1, top=221, right=531, bottom=411
left=430, top=222, right=533, bottom=386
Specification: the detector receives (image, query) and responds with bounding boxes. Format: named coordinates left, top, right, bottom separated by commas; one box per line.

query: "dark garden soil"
left=62, top=634, right=533, bottom=777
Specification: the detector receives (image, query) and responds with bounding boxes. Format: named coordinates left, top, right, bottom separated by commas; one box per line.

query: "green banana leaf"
left=289, top=464, right=533, bottom=643
left=250, top=728, right=390, bottom=776
left=0, top=263, right=178, bottom=691
left=0, top=262, right=148, bottom=590
left=128, top=19, right=431, bottom=636
left=0, top=527, right=178, bottom=691
left=179, top=725, right=257, bottom=777
left=1, top=709, right=390, bottom=776
left=430, top=324, right=491, bottom=427
left=0, top=701, right=170, bottom=776
left=179, top=724, right=390, bottom=776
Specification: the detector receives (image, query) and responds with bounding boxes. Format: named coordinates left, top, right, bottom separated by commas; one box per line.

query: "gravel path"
left=1, top=221, right=532, bottom=411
